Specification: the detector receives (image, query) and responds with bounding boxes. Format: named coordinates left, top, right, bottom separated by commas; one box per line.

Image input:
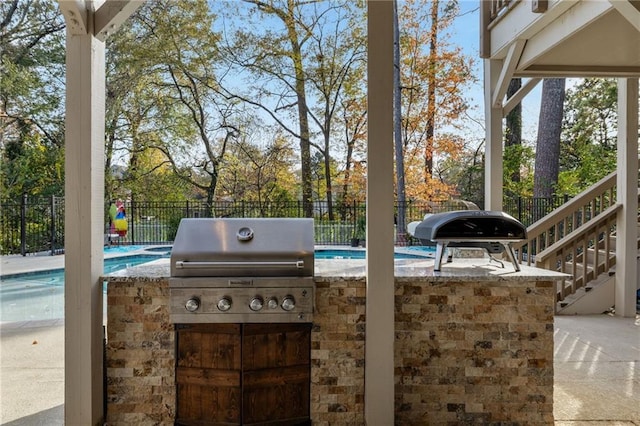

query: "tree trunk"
left=323, top=143, right=334, bottom=220
left=284, top=1, right=313, bottom=218
left=424, top=0, right=439, bottom=180
left=534, top=78, right=566, bottom=200
left=505, top=78, right=522, bottom=184
left=393, top=0, right=407, bottom=244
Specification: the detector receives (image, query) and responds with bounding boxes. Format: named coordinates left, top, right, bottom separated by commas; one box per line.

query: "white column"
left=484, top=59, right=504, bottom=211
left=366, top=1, right=395, bottom=424
left=615, top=78, right=639, bottom=318
left=64, top=15, right=106, bottom=425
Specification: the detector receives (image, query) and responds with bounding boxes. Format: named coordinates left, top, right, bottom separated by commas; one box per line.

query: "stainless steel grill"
left=409, top=210, right=527, bottom=272
left=169, top=218, right=315, bottom=323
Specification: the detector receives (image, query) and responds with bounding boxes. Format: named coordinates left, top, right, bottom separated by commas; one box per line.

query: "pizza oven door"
left=175, top=323, right=311, bottom=426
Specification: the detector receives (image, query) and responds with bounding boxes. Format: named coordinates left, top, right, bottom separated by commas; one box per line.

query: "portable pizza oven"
left=410, top=210, right=527, bottom=272
left=169, top=218, right=315, bottom=323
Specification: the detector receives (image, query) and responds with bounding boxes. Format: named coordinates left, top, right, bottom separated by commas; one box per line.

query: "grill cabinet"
left=169, top=218, right=315, bottom=425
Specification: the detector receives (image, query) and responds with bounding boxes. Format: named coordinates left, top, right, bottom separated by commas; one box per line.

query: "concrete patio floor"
left=1, top=314, right=638, bottom=425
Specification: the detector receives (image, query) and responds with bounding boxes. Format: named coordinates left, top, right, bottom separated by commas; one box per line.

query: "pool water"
left=0, top=245, right=434, bottom=323
left=0, top=255, right=160, bottom=323
left=142, top=245, right=435, bottom=260
left=315, top=248, right=434, bottom=260
left=104, top=245, right=153, bottom=254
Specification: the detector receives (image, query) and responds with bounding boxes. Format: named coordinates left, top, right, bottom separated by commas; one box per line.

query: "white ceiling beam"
left=58, top=0, right=88, bottom=35
left=95, top=0, right=145, bottom=41
left=518, top=0, right=612, bottom=71
left=502, top=77, right=541, bottom=116
left=492, top=39, right=526, bottom=109
left=487, top=0, right=578, bottom=60
left=608, top=0, right=640, bottom=32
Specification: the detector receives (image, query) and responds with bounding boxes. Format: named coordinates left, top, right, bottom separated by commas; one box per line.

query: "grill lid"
left=412, top=210, right=526, bottom=243
left=170, top=218, right=314, bottom=277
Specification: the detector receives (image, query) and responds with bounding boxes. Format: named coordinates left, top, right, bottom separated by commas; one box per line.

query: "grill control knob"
left=249, top=296, right=264, bottom=311
left=217, top=297, right=232, bottom=312
left=281, top=295, right=296, bottom=311
left=185, top=297, right=200, bottom=312
left=267, top=297, right=278, bottom=310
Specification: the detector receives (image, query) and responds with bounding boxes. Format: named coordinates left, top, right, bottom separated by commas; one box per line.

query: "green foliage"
left=354, top=215, right=366, bottom=239
left=0, top=133, right=64, bottom=199
left=1, top=0, right=65, bottom=199
left=165, top=213, right=183, bottom=242
left=437, top=141, right=484, bottom=206
left=559, top=78, right=617, bottom=191
left=3, top=2, right=623, bottom=214
left=503, top=143, right=534, bottom=197
left=105, top=0, right=228, bottom=204
left=217, top=127, right=297, bottom=207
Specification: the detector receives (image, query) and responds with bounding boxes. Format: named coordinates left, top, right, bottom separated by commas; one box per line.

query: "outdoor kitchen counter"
left=314, top=256, right=569, bottom=280
left=104, top=256, right=567, bottom=281
left=104, top=257, right=567, bottom=425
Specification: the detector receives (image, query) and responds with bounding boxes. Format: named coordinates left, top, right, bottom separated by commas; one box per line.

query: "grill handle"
left=174, top=260, right=305, bottom=270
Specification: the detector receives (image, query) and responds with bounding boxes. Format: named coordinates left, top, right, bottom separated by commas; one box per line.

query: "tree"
left=304, top=2, right=366, bottom=220
left=127, top=147, right=191, bottom=202
left=424, top=0, right=439, bottom=179
left=558, top=78, right=617, bottom=193
left=216, top=0, right=366, bottom=218
left=335, top=92, right=367, bottom=220
left=396, top=0, right=474, bottom=202
left=107, top=0, right=243, bottom=214
left=504, top=78, right=522, bottom=187
left=393, top=0, right=408, bottom=242
left=438, top=140, right=484, bottom=205
left=0, top=0, right=65, bottom=199
left=217, top=0, right=316, bottom=217
left=105, top=21, right=156, bottom=200
left=534, top=78, right=565, bottom=199
left=218, top=127, right=297, bottom=211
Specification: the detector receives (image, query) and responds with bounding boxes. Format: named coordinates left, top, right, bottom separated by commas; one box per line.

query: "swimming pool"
left=141, top=245, right=436, bottom=259
left=0, top=245, right=434, bottom=323
left=0, top=255, right=161, bottom=323
left=315, top=247, right=434, bottom=259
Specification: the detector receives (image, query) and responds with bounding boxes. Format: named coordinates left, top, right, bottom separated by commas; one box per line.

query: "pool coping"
left=1, top=244, right=435, bottom=278
left=0, top=245, right=170, bottom=278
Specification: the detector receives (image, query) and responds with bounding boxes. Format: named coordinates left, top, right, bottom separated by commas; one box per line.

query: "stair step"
left=556, top=270, right=616, bottom=315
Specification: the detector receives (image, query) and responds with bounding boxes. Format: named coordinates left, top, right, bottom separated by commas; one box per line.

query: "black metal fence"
left=503, top=194, right=570, bottom=226
left=0, top=195, right=570, bottom=256
left=0, top=194, right=65, bottom=256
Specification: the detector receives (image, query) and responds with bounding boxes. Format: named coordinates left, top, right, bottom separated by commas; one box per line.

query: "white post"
left=484, top=59, right=504, bottom=211
left=366, top=1, right=395, bottom=424
left=64, top=10, right=106, bottom=424
left=615, top=78, right=639, bottom=318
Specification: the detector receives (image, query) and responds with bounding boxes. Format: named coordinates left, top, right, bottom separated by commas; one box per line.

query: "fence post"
left=130, top=197, right=135, bottom=245
left=20, top=193, right=27, bottom=256
left=353, top=200, right=357, bottom=233
left=517, top=197, right=523, bottom=223
left=50, top=195, right=56, bottom=256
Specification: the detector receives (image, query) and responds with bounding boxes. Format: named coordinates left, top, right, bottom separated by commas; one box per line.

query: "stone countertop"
left=103, top=257, right=569, bottom=282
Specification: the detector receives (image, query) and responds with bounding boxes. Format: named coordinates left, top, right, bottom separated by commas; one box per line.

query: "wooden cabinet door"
left=175, top=323, right=311, bottom=426
left=242, top=324, right=311, bottom=425
left=176, top=323, right=242, bottom=425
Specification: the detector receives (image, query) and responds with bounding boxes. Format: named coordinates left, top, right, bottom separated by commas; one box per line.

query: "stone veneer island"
left=104, top=255, right=567, bottom=425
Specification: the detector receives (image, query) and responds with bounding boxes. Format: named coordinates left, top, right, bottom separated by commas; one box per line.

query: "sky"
left=450, top=1, right=545, bottom=146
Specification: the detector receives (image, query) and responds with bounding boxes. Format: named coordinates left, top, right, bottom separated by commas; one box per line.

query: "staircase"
left=510, top=172, right=636, bottom=313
